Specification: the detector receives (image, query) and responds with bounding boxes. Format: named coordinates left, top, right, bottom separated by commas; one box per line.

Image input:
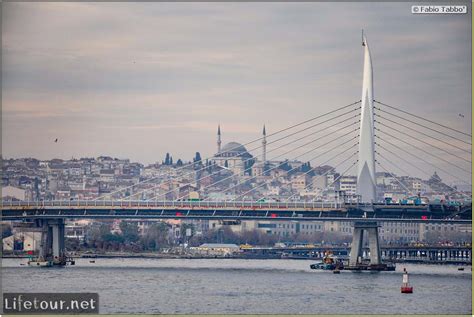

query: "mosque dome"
left=217, top=142, right=252, bottom=158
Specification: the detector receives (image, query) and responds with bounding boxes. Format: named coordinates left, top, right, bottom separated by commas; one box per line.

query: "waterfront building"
left=379, top=222, right=420, bottom=243
left=65, top=220, right=91, bottom=240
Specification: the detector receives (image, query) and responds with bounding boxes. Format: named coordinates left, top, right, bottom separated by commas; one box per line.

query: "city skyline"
left=2, top=2, right=471, bottom=184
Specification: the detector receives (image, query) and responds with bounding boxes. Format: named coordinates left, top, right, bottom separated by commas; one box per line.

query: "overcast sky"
left=2, top=2, right=471, bottom=184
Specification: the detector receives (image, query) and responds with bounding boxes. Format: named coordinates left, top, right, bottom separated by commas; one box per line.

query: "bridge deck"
left=1, top=201, right=471, bottom=223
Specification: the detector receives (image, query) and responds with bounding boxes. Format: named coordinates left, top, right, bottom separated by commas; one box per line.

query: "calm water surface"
left=2, top=258, right=471, bottom=314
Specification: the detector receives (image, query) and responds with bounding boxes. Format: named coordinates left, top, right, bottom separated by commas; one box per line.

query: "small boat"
left=310, top=252, right=344, bottom=271
left=28, top=260, right=53, bottom=267
left=310, top=262, right=336, bottom=270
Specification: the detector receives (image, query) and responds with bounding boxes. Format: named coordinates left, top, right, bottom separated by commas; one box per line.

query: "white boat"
left=28, top=260, right=54, bottom=267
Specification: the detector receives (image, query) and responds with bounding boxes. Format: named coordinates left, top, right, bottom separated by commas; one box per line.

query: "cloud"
left=2, top=2, right=471, bottom=183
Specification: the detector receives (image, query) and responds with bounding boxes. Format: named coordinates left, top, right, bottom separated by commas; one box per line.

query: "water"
left=2, top=258, right=471, bottom=314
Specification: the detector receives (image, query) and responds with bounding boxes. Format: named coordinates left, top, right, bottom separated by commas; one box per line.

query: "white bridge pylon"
left=357, top=33, right=377, bottom=203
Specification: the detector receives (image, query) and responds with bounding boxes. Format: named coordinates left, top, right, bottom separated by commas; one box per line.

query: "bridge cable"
left=201, top=136, right=359, bottom=202
left=375, top=144, right=471, bottom=198
left=376, top=152, right=470, bottom=199
left=128, top=115, right=361, bottom=201
left=375, top=161, right=416, bottom=197
left=230, top=144, right=359, bottom=202
left=144, top=123, right=360, bottom=202
left=375, top=128, right=471, bottom=174
left=284, top=157, right=358, bottom=202
left=375, top=136, right=471, bottom=187
left=172, top=129, right=360, bottom=202
left=374, top=100, right=471, bottom=138
left=93, top=101, right=361, bottom=201
left=374, top=155, right=418, bottom=196
left=374, top=113, right=471, bottom=154
left=375, top=120, right=471, bottom=163
left=141, top=121, right=360, bottom=202
left=161, top=130, right=359, bottom=202
left=374, top=107, right=471, bottom=146
left=313, top=160, right=360, bottom=203
left=377, top=151, right=466, bottom=196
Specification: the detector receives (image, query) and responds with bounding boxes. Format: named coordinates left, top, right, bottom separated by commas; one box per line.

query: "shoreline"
left=2, top=253, right=471, bottom=265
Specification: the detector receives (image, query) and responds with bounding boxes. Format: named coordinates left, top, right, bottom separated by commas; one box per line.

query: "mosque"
left=212, top=125, right=267, bottom=176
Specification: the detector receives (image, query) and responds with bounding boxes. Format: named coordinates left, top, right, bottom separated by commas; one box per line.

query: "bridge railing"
left=3, top=200, right=469, bottom=211
left=1, top=200, right=346, bottom=210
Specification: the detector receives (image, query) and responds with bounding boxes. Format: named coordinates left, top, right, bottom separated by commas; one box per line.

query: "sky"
left=2, top=2, right=471, bottom=184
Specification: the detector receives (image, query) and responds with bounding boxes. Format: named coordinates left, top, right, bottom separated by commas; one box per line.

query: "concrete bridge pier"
left=36, top=219, right=66, bottom=265
left=349, top=221, right=381, bottom=266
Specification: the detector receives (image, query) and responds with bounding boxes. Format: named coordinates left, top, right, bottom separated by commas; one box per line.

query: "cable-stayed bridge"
left=3, top=95, right=471, bottom=224
left=5, top=35, right=471, bottom=267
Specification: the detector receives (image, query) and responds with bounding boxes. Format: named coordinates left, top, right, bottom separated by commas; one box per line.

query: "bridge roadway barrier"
left=241, top=246, right=472, bottom=264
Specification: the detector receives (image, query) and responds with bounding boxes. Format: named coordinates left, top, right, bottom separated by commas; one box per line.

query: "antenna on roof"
left=362, top=29, right=365, bottom=46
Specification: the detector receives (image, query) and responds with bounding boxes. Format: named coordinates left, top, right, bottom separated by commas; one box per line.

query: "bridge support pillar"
left=37, top=219, right=66, bottom=265
left=349, top=221, right=381, bottom=266
left=52, top=220, right=65, bottom=261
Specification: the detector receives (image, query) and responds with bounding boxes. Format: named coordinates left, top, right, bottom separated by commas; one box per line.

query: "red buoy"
left=401, top=268, right=413, bottom=293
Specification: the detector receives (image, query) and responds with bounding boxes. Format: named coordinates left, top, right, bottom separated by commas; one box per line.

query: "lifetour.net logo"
left=2, top=293, right=99, bottom=314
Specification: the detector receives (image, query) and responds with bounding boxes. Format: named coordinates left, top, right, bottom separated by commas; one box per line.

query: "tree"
left=429, top=172, right=442, bottom=184
left=194, top=152, right=202, bottom=164
left=119, top=221, right=140, bottom=243
left=103, top=233, right=125, bottom=244
left=279, top=160, right=292, bottom=171
left=99, top=223, right=112, bottom=240
left=141, top=222, right=170, bottom=250
left=85, top=224, right=101, bottom=245
left=301, top=162, right=315, bottom=176
left=301, top=162, right=311, bottom=173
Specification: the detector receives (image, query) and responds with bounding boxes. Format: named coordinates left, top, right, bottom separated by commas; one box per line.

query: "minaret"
left=217, top=124, right=222, bottom=153
left=262, top=125, right=267, bottom=164
left=357, top=32, right=376, bottom=202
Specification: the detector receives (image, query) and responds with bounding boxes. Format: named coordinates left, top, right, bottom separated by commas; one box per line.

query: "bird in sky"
left=54, top=138, right=58, bottom=143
